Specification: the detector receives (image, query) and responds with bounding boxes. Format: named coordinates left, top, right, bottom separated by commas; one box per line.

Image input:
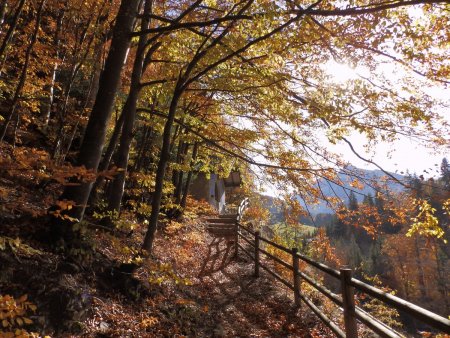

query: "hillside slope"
left=0, top=164, right=329, bottom=337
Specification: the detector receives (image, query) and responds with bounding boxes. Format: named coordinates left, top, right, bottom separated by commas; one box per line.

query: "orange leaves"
left=0, top=144, right=97, bottom=186
left=349, top=179, right=364, bottom=190
left=140, top=316, right=159, bottom=329
left=0, top=294, right=39, bottom=337
left=309, top=228, right=341, bottom=266
left=48, top=199, right=79, bottom=222
left=54, top=199, right=75, bottom=211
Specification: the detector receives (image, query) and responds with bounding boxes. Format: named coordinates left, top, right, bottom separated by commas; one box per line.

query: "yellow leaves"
left=148, top=262, right=192, bottom=286
left=203, top=0, right=217, bottom=7
left=0, top=237, right=43, bottom=257
left=164, top=221, right=185, bottom=236
left=442, top=198, right=450, bottom=216
left=407, top=199, right=446, bottom=243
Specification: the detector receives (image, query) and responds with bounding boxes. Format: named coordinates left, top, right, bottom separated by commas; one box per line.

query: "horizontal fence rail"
left=232, top=200, right=450, bottom=338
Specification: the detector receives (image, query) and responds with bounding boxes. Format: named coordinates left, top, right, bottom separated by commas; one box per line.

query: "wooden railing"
left=233, top=201, right=450, bottom=338
left=233, top=197, right=250, bottom=257
left=237, top=197, right=249, bottom=221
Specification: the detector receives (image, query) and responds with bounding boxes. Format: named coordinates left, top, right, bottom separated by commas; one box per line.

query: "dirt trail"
left=180, top=234, right=321, bottom=337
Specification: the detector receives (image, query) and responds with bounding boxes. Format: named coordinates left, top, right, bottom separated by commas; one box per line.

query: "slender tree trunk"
left=53, top=0, right=140, bottom=235
left=0, top=0, right=45, bottom=142
left=52, top=20, right=98, bottom=160
left=107, top=1, right=156, bottom=213
left=140, top=128, right=155, bottom=173
left=0, top=0, right=25, bottom=61
left=132, top=125, right=150, bottom=173
left=0, top=2, right=7, bottom=35
left=174, top=143, right=190, bottom=204
left=60, top=65, right=97, bottom=163
left=89, top=110, right=125, bottom=205
left=44, top=7, right=65, bottom=125
left=414, top=236, right=427, bottom=301
left=51, top=62, right=78, bottom=158
left=142, top=87, right=183, bottom=253
left=433, top=242, right=449, bottom=312
left=171, top=138, right=184, bottom=190
left=180, top=142, right=199, bottom=208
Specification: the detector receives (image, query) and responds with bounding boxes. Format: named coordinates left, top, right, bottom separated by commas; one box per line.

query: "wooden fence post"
left=340, top=267, right=358, bottom=338
left=254, top=230, right=260, bottom=277
left=292, top=247, right=301, bottom=308
left=234, top=221, right=239, bottom=258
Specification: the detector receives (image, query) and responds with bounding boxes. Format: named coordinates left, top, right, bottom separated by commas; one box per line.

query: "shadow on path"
left=191, top=235, right=318, bottom=337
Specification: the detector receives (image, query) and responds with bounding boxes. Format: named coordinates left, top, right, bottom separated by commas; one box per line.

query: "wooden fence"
left=233, top=199, right=450, bottom=338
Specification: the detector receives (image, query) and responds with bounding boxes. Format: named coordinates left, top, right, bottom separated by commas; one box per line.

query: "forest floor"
left=0, top=145, right=329, bottom=337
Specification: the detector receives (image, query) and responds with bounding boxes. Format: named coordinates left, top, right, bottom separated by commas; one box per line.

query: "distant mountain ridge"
left=304, top=167, right=405, bottom=214
left=260, top=167, right=406, bottom=218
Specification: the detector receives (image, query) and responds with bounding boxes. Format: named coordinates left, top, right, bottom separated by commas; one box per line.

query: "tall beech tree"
left=107, top=0, right=155, bottom=215
left=52, top=0, right=140, bottom=242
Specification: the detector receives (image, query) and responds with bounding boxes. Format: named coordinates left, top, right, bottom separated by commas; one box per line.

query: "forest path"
left=181, top=234, right=318, bottom=337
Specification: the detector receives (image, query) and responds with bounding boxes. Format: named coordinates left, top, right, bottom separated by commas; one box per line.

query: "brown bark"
left=174, top=143, right=190, bottom=204
left=0, top=1, right=8, bottom=35
left=180, top=142, right=199, bottom=208
left=107, top=0, right=155, bottom=214
left=142, top=86, right=183, bottom=252
left=44, top=5, right=65, bottom=125
left=0, top=0, right=45, bottom=142
left=51, top=9, right=100, bottom=160
left=88, top=109, right=125, bottom=205
left=132, top=125, right=150, bottom=173
left=52, top=0, right=140, bottom=240
left=0, top=0, right=25, bottom=61
left=171, top=138, right=184, bottom=190
left=414, top=236, right=427, bottom=300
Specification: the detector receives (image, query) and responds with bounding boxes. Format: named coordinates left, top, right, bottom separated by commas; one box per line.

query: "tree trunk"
left=132, top=125, right=150, bottom=173
left=433, top=241, right=449, bottom=313
left=414, top=236, right=427, bottom=301
left=139, top=127, right=155, bottom=173
left=89, top=110, right=125, bottom=206
left=52, top=15, right=99, bottom=160
left=44, top=6, right=65, bottom=125
left=174, top=143, right=190, bottom=204
left=0, top=2, right=8, bottom=35
left=107, top=1, right=156, bottom=213
left=142, top=87, right=183, bottom=253
left=180, top=142, right=199, bottom=208
left=52, top=0, right=140, bottom=237
left=0, top=0, right=25, bottom=62
left=60, top=62, right=99, bottom=163
left=0, top=0, right=45, bottom=142
left=171, top=138, right=184, bottom=191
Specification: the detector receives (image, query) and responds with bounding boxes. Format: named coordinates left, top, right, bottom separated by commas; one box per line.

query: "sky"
left=324, top=60, right=449, bottom=178
left=327, top=133, right=448, bottom=178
